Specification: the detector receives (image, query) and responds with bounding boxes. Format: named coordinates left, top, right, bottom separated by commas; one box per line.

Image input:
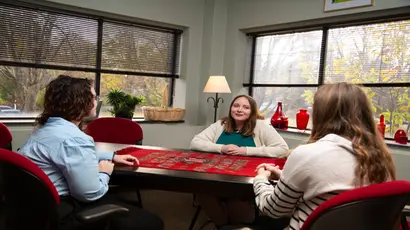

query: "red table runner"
left=115, top=147, right=286, bottom=177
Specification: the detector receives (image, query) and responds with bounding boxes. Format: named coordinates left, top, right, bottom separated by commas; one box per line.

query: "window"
left=99, top=74, right=171, bottom=118
left=248, top=19, right=410, bottom=139
left=0, top=2, right=181, bottom=119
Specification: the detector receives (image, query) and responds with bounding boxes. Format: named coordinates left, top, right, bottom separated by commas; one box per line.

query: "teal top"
left=216, top=131, right=256, bottom=147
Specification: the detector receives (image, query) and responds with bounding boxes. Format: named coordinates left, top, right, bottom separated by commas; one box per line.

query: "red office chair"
left=85, top=117, right=143, bottom=145
left=0, top=122, right=12, bottom=150
left=300, top=180, right=410, bottom=230
left=0, top=148, right=128, bottom=230
left=0, top=122, right=12, bottom=214
left=220, top=181, right=410, bottom=230
left=85, top=117, right=144, bottom=207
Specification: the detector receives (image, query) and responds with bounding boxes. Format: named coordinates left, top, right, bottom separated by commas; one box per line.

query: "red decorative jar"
left=271, top=102, right=284, bottom=128
left=394, top=129, right=408, bottom=145
left=376, top=115, right=386, bottom=139
left=281, top=116, right=288, bottom=130
left=296, top=109, right=309, bottom=130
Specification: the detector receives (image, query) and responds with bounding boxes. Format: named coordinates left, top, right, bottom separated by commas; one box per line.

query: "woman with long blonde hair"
left=254, top=83, right=395, bottom=230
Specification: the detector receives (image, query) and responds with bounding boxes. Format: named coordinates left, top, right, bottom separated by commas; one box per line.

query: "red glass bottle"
left=394, top=129, right=408, bottom=145
left=376, top=115, right=386, bottom=139
left=281, top=116, right=288, bottom=130
left=271, top=102, right=284, bottom=128
left=296, top=108, right=309, bottom=130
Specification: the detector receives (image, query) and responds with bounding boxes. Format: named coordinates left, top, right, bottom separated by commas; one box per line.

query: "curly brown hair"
left=308, top=83, right=396, bottom=185
left=221, top=95, right=264, bottom=137
left=36, top=75, right=95, bottom=126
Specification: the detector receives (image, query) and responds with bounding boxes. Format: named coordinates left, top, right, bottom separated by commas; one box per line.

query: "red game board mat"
left=115, top=147, right=286, bottom=177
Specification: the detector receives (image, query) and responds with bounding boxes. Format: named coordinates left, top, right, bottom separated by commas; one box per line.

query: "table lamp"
left=203, top=76, right=231, bottom=122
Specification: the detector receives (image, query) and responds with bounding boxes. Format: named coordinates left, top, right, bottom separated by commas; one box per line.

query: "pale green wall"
left=38, top=0, right=410, bottom=123
left=41, top=0, right=209, bottom=125
left=7, top=0, right=409, bottom=180
left=228, top=0, right=410, bottom=29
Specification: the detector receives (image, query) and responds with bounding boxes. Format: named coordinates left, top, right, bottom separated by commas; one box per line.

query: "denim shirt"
left=18, top=117, right=114, bottom=202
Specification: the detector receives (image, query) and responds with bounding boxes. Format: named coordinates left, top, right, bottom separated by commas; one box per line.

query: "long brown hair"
left=36, top=75, right=95, bottom=126
left=309, top=83, right=395, bottom=185
left=221, top=95, right=264, bottom=137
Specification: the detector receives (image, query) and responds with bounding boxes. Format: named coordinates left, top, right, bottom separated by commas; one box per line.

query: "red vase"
left=376, top=115, right=386, bottom=139
left=281, top=116, right=288, bottom=130
left=296, top=109, right=309, bottom=130
left=394, top=129, right=408, bottom=144
left=271, top=102, right=284, bottom=128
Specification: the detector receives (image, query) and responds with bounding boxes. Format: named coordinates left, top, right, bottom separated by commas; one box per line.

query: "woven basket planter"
left=143, top=107, right=185, bottom=121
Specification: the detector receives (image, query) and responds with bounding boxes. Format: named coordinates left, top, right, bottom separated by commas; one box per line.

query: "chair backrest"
left=0, top=148, right=59, bottom=230
left=85, top=117, right=143, bottom=145
left=0, top=122, right=12, bottom=150
left=301, top=180, right=410, bottom=230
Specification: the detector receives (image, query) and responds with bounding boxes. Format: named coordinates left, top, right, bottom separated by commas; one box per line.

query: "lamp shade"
left=203, top=76, right=231, bottom=93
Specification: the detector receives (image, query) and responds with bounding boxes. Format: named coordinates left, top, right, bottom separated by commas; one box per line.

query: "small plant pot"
left=115, top=112, right=133, bottom=119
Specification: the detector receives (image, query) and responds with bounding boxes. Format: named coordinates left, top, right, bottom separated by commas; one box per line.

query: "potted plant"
left=107, top=89, right=144, bottom=119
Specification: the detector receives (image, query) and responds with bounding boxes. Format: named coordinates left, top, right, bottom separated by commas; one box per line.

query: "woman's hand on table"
left=113, top=154, right=139, bottom=166
left=221, top=144, right=237, bottom=154
left=221, top=145, right=247, bottom=156
left=255, top=163, right=282, bottom=180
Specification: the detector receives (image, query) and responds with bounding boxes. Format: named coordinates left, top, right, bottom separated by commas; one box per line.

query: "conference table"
left=96, top=142, right=283, bottom=198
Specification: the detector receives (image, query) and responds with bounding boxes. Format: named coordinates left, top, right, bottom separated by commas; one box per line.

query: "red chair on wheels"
left=0, top=122, right=12, bottom=212
left=0, top=122, right=12, bottom=150
left=85, top=117, right=144, bottom=207
left=220, top=180, right=410, bottom=230
left=300, top=180, right=410, bottom=230
left=0, top=148, right=128, bottom=230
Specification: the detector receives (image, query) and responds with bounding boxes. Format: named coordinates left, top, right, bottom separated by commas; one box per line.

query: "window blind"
left=253, top=30, right=323, bottom=84
left=326, top=20, right=410, bottom=83
left=102, top=21, right=180, bottom=76
left=0, top=4, right=98, bottom=68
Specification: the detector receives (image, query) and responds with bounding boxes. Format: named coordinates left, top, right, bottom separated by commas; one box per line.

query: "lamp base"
left=206, top=93, right=224, bottom=122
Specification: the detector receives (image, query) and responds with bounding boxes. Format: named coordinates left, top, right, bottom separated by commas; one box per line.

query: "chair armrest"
left=75, top=204, right=129, bottom=224
left=401, top=208, right=410, bottom=216
left=403, top=205, right=410, bottom=217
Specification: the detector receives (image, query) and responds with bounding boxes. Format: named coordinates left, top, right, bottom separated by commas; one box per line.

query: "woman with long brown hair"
left=254, top=82, right=396, bottom=230
left=190, top=94, right=289, bottom=228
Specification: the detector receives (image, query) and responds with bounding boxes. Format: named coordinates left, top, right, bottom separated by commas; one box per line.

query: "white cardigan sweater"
left=190, top=120, right=289, bottom=158
left=254, top=134, right=362, bottom=230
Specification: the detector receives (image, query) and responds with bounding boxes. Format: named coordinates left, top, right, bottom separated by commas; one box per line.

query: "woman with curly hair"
left=254, top=82, right=396, bottom=230
left=18, top=75, right=163, bottom=230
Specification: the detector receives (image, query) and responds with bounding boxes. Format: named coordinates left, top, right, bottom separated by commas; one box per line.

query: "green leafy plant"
left=106, top=89, right=144, bottom=119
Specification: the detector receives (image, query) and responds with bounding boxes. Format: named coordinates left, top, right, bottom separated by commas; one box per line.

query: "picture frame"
left=324, top=0, right=374, bottom=12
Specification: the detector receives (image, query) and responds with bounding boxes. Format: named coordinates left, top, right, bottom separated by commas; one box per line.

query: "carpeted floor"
left=135, top=190, right=214, bottom=230
left=0, top=190, right=214, bottom=230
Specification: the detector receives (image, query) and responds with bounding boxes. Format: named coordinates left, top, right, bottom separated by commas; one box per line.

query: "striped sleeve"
left=253, top=176, right=303, bottom=219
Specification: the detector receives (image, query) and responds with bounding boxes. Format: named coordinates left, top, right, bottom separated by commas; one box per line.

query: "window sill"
left=0, top=118, right=185, bottom=125
left=132, top=119, right=185, bottom=124
left=275, top=127, right=410, bottom=149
